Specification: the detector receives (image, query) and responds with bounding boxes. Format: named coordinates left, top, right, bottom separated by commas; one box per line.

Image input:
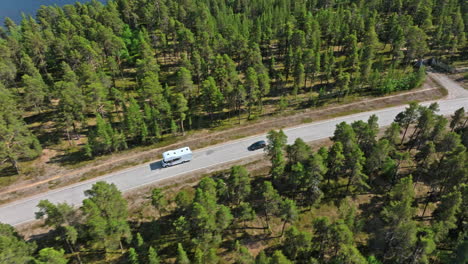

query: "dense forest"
left=0, top=0, right=466, bottom=174
left=1, top=102, right=467, bottom=263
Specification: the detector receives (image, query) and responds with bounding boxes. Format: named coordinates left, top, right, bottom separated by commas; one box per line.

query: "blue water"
left=0, top=0, right=106, bottom=24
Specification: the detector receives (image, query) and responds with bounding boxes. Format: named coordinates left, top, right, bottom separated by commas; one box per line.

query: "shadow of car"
left=248, top=140, right=267, bottom=151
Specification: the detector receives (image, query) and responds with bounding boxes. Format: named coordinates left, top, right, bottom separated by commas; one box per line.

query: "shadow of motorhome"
left=150, top=161, right=163, bottom=170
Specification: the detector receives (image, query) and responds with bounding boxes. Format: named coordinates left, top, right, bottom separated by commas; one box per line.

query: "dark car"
left=248, top=140, right=267, bottom=151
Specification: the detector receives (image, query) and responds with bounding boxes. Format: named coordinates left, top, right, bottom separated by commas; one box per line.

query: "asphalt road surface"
left=1, top=75, right=467, bottom=226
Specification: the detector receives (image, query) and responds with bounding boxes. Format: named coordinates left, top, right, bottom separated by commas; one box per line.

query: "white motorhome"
left=161, top=147, right=192, bottom=168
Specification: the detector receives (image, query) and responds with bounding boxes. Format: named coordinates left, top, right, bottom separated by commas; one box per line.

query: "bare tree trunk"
left=421, top=198, right=429, bottom=218
left=66, top=239, right=83, bottom=264
left=66, top=128, right=73, bottom=146
left=280, top=221, right=288, bottom=237
left=180, top=119, right=185, bottom=136
left=346, top=175, right=352, bottom=194
left=400, top=123, right=411, bottom=145
left=264, top=209, right=271, bottom=233
left=9, top=157, right=20, bottom=175
left=304, top=74, right=308, bottom=91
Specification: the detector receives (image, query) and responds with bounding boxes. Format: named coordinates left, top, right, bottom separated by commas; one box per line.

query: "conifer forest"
left=0, top=0, right=467, bottom=263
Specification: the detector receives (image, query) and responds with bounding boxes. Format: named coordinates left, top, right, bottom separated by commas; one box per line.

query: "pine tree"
left=322, top=50, right=335, bottom=84
left=338, top=198, right=359, bottom=232
left=205, top=248, right=219, bottom=264
left=236, top=202, right=256, bottom=227
left=304, top=153, right=326, bottom=208
left=170, top=119, right=178, bottom=135
left=395, top=102, right=420, bottom=145
left=257, top=72, right=270, bottom=112
left=453, top=237, right=468, bottom=264
left=232, top=83, right=246, bottom=124
left=365, top=139, right=393, bottom=181
left=407, top=228, right=437, bottom=264
left=326, top=142, right=346, bottom=185
left=383, top=123, right=401, bottom=146
left=279, top=198, right=298, bottom=237
left=283, top=226, right=311, bottom=260
left=82, top=182, right=132, bottom=250
left=127, top=248, right=140, bottom=264
left=405, top=26, right=429, bottom=62
left=133, top=233, right=144, bottom=251
left=235, top=243, right=254, bottom=264
left=345, top=144, right=368, bottom=194
left=201, top=77, right=224, bottom=122
left=259, top=181, right=282, bottom=231
left=432, top=190, right=462, bottom=241
left=293, top=62, right=305, bottom=91
left=332, top=122, right=357, bottom=153
left=227, top=165, right=251, bottom=205
left=176, top=243, right=190, bottom=264
left=450, top=107, right=466, bottom=132
left=34, top=248, right=68, bottom=264
left=175, top=190, right=192, bottom=212
left=380, top=176, right=418, bottom=262
left=367, top=256, right=382, bottom=264
left=289, top=162, right=305, bottom=195
left=287, top=138, right=311, bottom=165
left=173, top=93, right=188, bottom=135
left=433, top=132, right=466, bottom=195
left=56, top=62, right=85, bottom=145
left=412, top=104, right=438, bottom=142
left=389, top=22, right=405, bottom=62
left=0, top=84, right=42, bottom=174
left=344, top=34, right=359, bottom=69
left=35, top=200, right=81, bottom=262
left=255, top=251, right=270, bottom=264
left=266, top=130, right=288, bottom=184
left=0, top=223, right=36, bottom=263
left=245, top=67, right=259, bottom=119
left=337, top=71, right=351, bottom=97
left=311, top=51, right=321, bottom=89
left=360, top=16, right=379, bottom=82
left=271, top=250, right=293, bottom=264
left=215, top=205, right=233, bottom=233
left=150, top=188, right=167, bottom=218
left=193, top=247, right=203, bottom=264
left=0, top=39, right=17, bottom=85
left=88, top=114, right=113, bottom=155
left=173, top=216, right=190, bottom=240
left=175, top=67, right=195, bottom=97
left=191, top=51, right=202, bottom=84
left=125, top=97, right=145, bottom=141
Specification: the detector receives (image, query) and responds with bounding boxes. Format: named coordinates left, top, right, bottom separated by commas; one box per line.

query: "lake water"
left=0, top=0, right=106, bottom=24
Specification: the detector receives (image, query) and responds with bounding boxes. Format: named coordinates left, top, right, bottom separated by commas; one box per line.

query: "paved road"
left=1, top=77, right=467, bottom=226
